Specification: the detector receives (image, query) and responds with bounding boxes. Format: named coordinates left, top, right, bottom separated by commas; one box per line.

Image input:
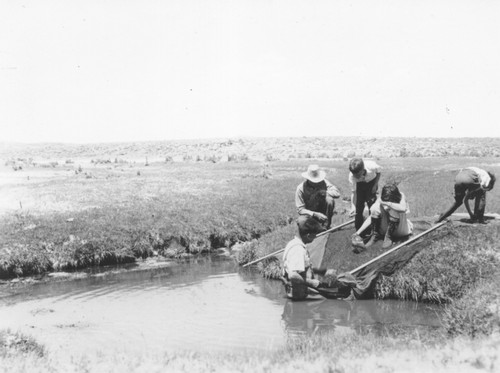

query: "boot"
left=365, top=217, right=381, bottom=249
left=382, top=219, right=399, bottom=249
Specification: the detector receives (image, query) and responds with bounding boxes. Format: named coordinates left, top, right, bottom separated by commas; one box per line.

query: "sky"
left=1, top=0, right=499, bottom=143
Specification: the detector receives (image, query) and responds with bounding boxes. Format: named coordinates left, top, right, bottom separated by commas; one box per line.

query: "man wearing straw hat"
left=295, top=164, right=340, bottom=229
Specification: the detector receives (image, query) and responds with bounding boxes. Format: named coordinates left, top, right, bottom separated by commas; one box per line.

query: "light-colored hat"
left=301, top=164, right=326, bottom=183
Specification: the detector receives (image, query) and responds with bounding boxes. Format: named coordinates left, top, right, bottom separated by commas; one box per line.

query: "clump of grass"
left=0, top=243, right=52, bottom=277
left=0, top=330, right=44, bottom=357
left=442, top=271, right=500, bottom=337
left=375, top=225, right=500, bottom=303
left=235, top=240, right=259, bottom=266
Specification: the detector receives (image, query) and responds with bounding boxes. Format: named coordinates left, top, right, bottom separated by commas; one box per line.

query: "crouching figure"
left=436, top=167, right=495, bottom=224
left=352, top=183, right=413, bottom=253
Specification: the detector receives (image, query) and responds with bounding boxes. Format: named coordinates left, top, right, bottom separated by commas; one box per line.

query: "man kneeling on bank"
left=281, top=216, right=330, bottom=300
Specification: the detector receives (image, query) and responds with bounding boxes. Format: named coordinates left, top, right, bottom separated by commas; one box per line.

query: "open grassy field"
left=1, top=137, right=499, bottom=372
left=2, top=153, right=499, bottom=278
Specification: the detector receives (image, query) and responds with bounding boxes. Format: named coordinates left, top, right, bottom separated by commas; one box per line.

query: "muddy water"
left=0, top=256, right=442, bottom=357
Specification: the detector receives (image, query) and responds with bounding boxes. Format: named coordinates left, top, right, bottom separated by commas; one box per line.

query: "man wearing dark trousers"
left=348, top=158, right=382, bottom=231
left=436, top=167, right=495, bottom=224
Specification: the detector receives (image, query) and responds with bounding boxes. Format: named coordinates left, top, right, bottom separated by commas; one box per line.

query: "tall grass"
left=442, top=270, right=500, bottom=337
left=375, top=224, right=500, bottom=303
left=0, top=330, right=44, bottom=358
left=2, top=328, right=500, bottom=373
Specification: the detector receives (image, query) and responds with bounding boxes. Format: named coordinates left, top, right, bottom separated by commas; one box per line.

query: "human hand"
left=309, top=279, right=320, bottom=288
left=325, top=269, right=337, bottom=277
left=348, top=209, right=356, bottom=217
left=313, top=212, right=327, bottom=222
left=380, top=200, right=390, bottom=210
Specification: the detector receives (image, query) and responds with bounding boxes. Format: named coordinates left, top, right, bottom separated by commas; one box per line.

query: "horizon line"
left=2, top=134, right=499, bottom=146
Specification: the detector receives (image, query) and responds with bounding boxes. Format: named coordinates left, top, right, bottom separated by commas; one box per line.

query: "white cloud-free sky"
left=1, top=0, right=499, bottom=143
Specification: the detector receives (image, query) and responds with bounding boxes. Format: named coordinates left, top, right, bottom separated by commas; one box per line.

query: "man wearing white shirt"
left=282, top=217, right=326, bottom=300
left=348, top=158, right=382, bottom=230
left=436, top=167, right=496, bottom=224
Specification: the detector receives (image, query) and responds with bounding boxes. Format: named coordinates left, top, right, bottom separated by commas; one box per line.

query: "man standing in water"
left=282, top=217, right=327, bottom=300
left=295, top=164, right=340, bottom=229
left=436, top=167, right=496, bottom=224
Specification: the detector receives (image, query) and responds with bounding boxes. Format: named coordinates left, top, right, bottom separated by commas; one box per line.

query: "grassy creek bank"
left=1, top=156, right=499, bottom=280
left=1, top=155, right=500, bottom=371
left=0, top=161, right=304, bottom=279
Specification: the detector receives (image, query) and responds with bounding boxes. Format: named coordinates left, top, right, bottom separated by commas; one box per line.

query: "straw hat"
left=301, top=164, right=326, bottom=183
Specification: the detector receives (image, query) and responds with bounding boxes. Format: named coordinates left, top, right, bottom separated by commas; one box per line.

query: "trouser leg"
left=383, top=217, right=399, bottom=249
left=354, top=178, right=379, bottom=230
left=365, top=217, right=381, bottom=249
left=474, top=191, right=486, bottom=222
left=354, top=189, right=366, bottom=230
left=364, top=200, right=381, bottom=248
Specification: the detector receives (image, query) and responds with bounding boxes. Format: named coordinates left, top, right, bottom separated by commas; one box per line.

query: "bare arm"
left=305, top=268, right=320, bottom=288
left=381, top=193, right=408, bottom=213
left=355, top=215, right=372, bottom=235
left=350, top=191, right=357, bottom=214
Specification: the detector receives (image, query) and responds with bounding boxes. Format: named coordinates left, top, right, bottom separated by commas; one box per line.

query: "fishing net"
left=306, top=213, right=500, bottom=299
left=278, top=213, right=500, bottom=300
left=306, top=218, right=448, bottom=299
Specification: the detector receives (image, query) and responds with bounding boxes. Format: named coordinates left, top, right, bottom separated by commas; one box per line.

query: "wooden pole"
left=242, top=248, right=285, bottom=268
left=349, top=220, right=448, bottom=275
left=316, top=218, right=355, bottom=237
left=242, top=219, right=355, bottom=267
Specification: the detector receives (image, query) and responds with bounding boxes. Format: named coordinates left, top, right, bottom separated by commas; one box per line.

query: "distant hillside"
left=1, top=137, right=500, bottom=163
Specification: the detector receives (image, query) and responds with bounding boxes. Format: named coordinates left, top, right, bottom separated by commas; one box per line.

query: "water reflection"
left=281, top=297, right=442, bottom=341
left=0, top=256, right=443, bottom=356
left=282, top=299, right=349, bottom=339
left=239, top=265, right=443, bottom=341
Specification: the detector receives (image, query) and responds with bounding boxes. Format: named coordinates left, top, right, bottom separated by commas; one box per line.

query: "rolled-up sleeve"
left=325, top=180, right=340, bottom=198
left=478, top=169, right=491, bottom=189
left=296, top=184, right=314, bottom=216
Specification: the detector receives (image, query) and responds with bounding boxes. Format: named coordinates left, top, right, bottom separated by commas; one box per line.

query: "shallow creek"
left=0, top=256, right=442, bottom=357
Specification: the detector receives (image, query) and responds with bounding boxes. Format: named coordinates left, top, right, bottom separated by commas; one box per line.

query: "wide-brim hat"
left=302, top=164, right=326, bottom=183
